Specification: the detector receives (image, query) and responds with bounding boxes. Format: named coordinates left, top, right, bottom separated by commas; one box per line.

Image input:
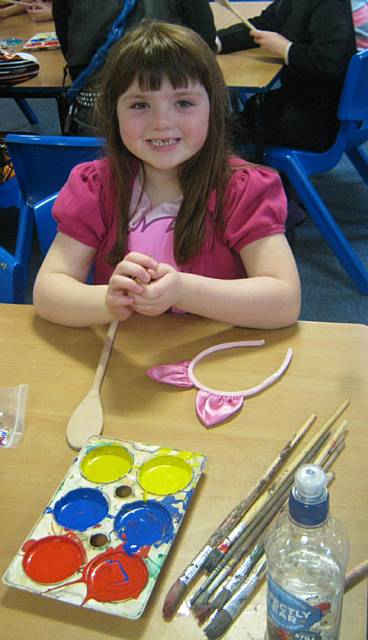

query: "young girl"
left=33, top=22, right=301, bottom=329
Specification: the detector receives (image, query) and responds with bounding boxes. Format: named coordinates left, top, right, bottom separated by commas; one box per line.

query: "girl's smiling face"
left=117, top=75, right=210, bottom=176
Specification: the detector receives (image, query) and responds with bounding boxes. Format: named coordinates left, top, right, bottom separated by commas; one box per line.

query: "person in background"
left=217, top=0, right=356, bottom=152
left=53, top=0, right=218, bottom=134
left=33, top=22, right=301, bottom=330
left=351, top=0, right=368, bottom=50
left=26, top=0, right=52, bottom=22
left=0, top=0, right=52, bottom=21
left=52, top=0, right=217, bottom=82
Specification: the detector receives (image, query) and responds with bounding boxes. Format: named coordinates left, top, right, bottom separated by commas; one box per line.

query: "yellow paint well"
left=81, top=445, right=133, bottom=483
left=138, top=455, right=193, bottom=495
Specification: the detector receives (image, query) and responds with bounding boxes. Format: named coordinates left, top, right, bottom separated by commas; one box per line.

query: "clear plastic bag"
left=0, top=384, right=29, bottom=447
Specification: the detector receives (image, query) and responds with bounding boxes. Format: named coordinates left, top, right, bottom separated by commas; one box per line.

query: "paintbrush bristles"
left=162, top=579, right=187, bottom=620
left=215, top=0, right=255, bottom=31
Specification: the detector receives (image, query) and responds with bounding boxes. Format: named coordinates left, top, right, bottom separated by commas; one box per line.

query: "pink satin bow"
left=147, top=362, right=244, bottom=427
left=146, top=342, right=292, bottom=429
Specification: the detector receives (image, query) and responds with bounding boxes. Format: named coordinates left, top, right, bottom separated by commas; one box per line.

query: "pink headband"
left=146, top=341, right=293, bottom=427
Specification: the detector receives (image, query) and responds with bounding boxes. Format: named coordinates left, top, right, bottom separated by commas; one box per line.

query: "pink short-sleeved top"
left=53, top=156, right=287, bottom=284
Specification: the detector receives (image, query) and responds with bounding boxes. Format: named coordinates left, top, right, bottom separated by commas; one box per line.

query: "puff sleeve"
left=52, top=158, right=116, bottom=250
left=223, top=164, right=287, bottom=251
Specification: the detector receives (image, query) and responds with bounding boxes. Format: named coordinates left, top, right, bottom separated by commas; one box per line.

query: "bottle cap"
left=289, top=464, right=329, bottom=526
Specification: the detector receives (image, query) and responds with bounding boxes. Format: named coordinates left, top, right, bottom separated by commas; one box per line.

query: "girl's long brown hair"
left=94, top=21, right=234, bottom=266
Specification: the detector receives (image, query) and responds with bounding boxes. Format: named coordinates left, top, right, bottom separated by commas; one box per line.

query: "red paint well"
left=81, top=547, right=148, bottom=603
left=22, top=535, right=86, bottom=584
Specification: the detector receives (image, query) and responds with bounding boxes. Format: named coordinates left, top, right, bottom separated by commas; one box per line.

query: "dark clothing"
left=218, top=0, right=357, bottom=151
left=53, top=0, right=217, bottom=80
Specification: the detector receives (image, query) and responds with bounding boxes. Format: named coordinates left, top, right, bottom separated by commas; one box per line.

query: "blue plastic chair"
left=264, top=50, right=368, bottom=294
left=14, top=98, right=39, bottom=125
left=0, top=176, right=22, bottom=303
left=0, top=175, right=20, bottom=208
left=2, top=134, right=104, bottom=303
left=33, top=192, right=58, bottom=257
left=33, top=191, right=95, bottom=284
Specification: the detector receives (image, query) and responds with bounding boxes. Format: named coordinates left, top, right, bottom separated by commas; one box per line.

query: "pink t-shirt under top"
left=127, top=178, right=181, bottom=270
left=53, top=156, right=287, bottom=284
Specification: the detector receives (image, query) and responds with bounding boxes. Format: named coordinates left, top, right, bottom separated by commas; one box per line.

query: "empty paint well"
left=53, top=487, right=109, bottom=531
left=138, top=455, right=193, bottom=495
left=80, top=444, right=133, bottom=483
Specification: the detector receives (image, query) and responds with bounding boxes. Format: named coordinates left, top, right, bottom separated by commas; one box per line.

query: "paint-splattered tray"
left=3, top=436, right=206, bottom=619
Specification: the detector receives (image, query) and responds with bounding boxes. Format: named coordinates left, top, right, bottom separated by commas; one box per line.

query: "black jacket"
left=218, top=0, right=356, bottom=103
left=53, top=0, right=217, bottom=80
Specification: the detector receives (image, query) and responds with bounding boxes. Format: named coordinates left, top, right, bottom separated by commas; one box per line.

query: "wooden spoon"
left=66, top=320, right=119, bottom=450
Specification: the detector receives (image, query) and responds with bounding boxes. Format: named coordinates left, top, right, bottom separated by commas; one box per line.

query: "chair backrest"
left=33, top=192, right=58, bottom=256
left=33, top=191, right=95, bottom=284
left=5, top=134, right=105, bottom=206
left=338, top=49, right=368, bottom=122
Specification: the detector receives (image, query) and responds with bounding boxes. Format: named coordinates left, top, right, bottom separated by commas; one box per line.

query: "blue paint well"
left=53, top=488, right=109, bottom=531
left=114, top=500, right=174, bottom=554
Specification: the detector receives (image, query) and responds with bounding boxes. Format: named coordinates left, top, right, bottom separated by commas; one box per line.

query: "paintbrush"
left=214, top=0, right=255, bottom=31
left=195, top=542, right=265, bottom=625
left=323, top=439, right=345, bottom=469
left=344, top=559, right=368, bottom=592
left=204, top=556, right=267, bottom=640
left=313, top=420, right=347, bottom=467
left=202, top=470, right=337, bottom=623
left=201, top=414, right=319, bottom=573
left=162, top=412, right=316, bottom=619
left=191, top=423, right=347, bottom=615
left=203, top=472, right=336, bottom=640
left=191, top=482, right=290, bottom=615
left=202, top=401, right=349, bottom=577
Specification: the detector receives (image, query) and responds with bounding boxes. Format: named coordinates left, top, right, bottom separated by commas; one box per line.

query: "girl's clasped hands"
left=106, top=252, right=179, bottom=321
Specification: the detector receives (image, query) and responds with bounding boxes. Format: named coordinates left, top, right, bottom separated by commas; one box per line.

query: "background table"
left=0, top=4, right=280, bottom=101
left=212, top=2, right=283, bottom=91
left=0, top=305, right=367, bottom=640
left=0, top=16, right=68, bottom=125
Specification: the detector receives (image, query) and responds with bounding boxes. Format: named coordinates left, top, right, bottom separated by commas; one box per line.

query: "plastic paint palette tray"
left=3, top=436, right=206, bottom=619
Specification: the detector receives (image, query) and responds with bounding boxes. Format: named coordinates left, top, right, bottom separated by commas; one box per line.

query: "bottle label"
left=267, top=574, right=331, bottom=639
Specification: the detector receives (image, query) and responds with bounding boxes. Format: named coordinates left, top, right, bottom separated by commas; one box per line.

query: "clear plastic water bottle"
left=264, top=464, right=349, bottom=640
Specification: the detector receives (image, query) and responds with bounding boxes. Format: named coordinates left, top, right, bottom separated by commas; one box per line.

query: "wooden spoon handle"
left=91, top=320, right=119, bottom=391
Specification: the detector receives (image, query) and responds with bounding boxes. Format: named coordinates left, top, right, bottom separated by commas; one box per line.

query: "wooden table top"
left=0, top=305, right=367, bottom=640
left=0, top=3, right=281, bottom=91
left=0, top=17, right=66, bottom=89
left=212, top=1, right=283, bottom=89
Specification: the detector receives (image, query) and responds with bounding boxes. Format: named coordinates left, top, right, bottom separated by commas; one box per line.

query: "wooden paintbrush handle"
left=92, top=320, right=119, bottom=391
left=227, top=4, right=254, bottom=30
left=345, top=560, right=368, bottom=591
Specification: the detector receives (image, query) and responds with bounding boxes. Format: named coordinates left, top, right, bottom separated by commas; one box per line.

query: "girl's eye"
left=177, top=99, right=195, bottom=108
left=130, top=101, right=149, bottom=110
